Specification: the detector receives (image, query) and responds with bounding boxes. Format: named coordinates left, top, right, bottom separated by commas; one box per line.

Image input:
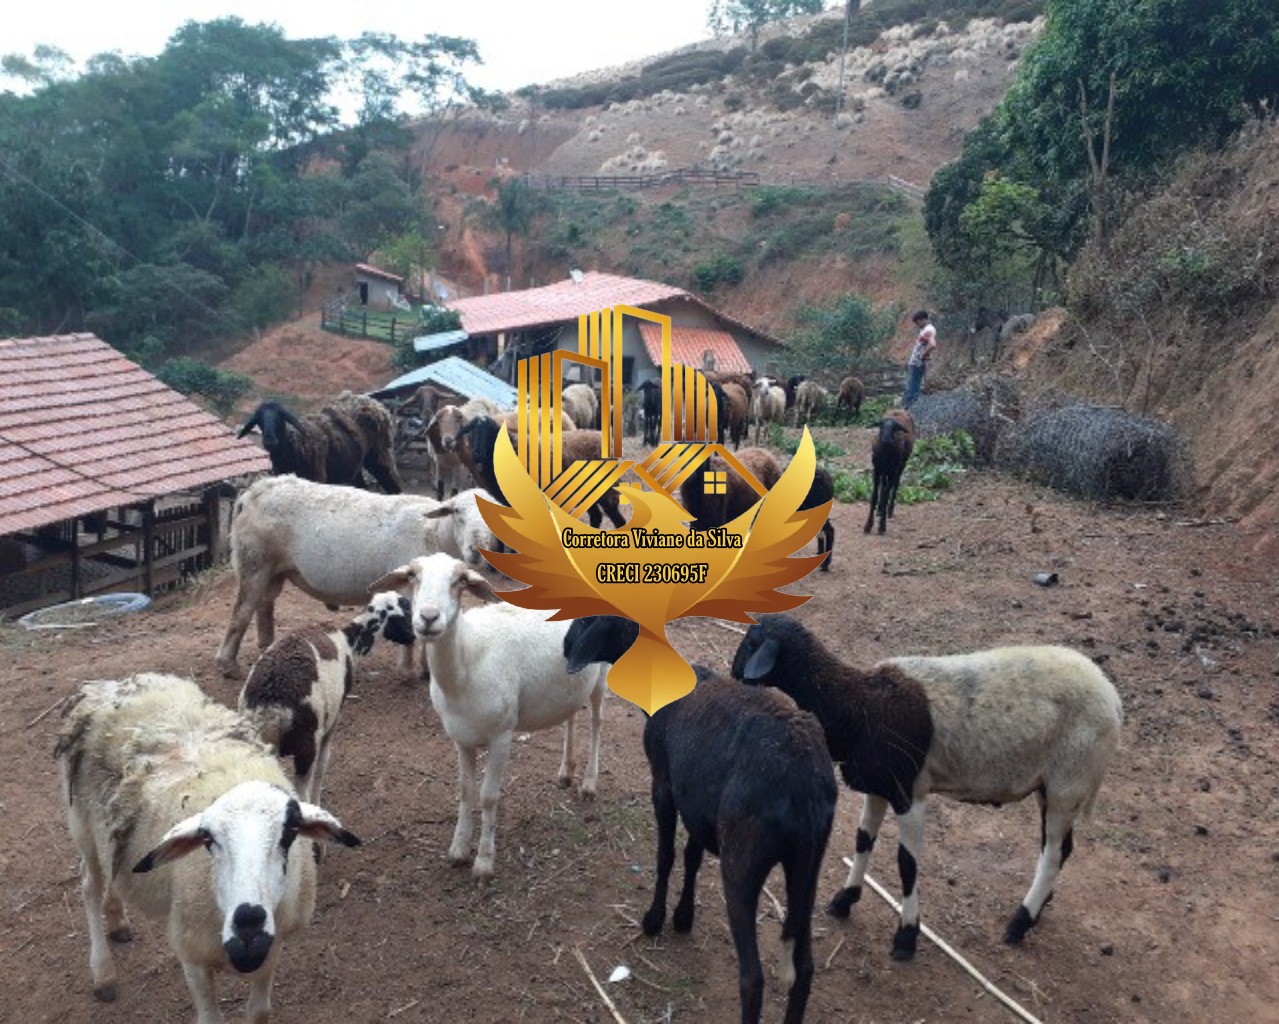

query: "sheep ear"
left=463, top=570, right=496, bottom=602
left=741, top=637, right=779, bottom=681
left=133, top=814, right=208, bottom=873
left=368, top=566, right=414, bottom=593
left=424, top=505, right=455, bottom=520
left=295, top=802, right=361, bottom=848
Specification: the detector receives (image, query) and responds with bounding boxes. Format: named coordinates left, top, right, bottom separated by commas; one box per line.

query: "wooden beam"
left=142, top=502, right=155, bottom=596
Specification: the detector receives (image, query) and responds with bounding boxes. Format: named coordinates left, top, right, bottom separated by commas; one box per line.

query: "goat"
left=215, top=476, right=496, bottom=676
left=732, top=615, right=1123, bottom=959
left=794, top=381, right=828, bottom=427
left=864, top=409, right=915, bottom=535
left=678, top=447, right=781, bottom=530
left=836, top=376, right=865, bottom=418
left=56, top=673, right=360, bottom=1021
left=372, top=554, right=609, bottom=878
left=238, top=593, right=415, bottom=804
left=563, top=616, right=837, bottom=1024
left=238, top=393, right=402, bottom=493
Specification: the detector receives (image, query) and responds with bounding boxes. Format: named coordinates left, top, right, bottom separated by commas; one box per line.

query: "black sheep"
left=801, top=465, right=835, bottom=571
left=636, top=378, right=662, bottom=446
left=864, top=409, right=915, bottom=535
left=563, top=616, right=837, bottom=1024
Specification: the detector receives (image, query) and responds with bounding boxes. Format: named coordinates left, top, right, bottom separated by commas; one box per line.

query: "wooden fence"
left=321, top=298, right=418, bottom=345
left=523, top=167, right=762, bottom=192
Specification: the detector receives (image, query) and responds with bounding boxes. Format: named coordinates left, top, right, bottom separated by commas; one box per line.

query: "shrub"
left=790, top=293, right=898, bottom=376
left=691, top=254, right=745, bottom=293
left=158, top=358, right=252, bottom=415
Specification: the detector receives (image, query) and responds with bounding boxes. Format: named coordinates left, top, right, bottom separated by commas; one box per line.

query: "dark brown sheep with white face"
left=678, top=447, right=781, bottom=531
left=864, top=408, right=915, bottom=535
left=238, top=392, right=402, bottom=493
left=563, top=616, right=837, bottom=1024
left=732, top=614, right=1123, bottom=961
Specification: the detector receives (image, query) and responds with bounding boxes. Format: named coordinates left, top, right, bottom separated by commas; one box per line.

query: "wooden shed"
left=0, top=334, right=270, bottom=618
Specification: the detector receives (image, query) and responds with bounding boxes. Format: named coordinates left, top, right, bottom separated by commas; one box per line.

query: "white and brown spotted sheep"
left=56, top=673, right=360, bottom=1023
left=238, top=592, right=415, bottom=804
left=732, top=615, right=1122, bottom=960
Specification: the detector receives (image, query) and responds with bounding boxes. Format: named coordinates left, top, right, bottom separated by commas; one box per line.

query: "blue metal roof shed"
left=370, top=356, right=517, bottom=408
left=413, top=329, right=469, bottom=354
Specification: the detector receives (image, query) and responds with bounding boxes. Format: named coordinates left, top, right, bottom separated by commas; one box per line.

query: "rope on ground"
left=843, top=859, right=1045, bottom=1024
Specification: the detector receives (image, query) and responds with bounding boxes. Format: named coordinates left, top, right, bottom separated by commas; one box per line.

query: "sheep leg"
left=671, top=837, right=705, bottom=933
left=719, top=848, right=770, bottom=1024
left=447, top=744, right=480, bottom=867
left=557, top=714, right=576, bottom=789
left=642, top=778, right=678, bottom=935
left=578, top=675, right=605, bottom=798
left=103, top=889, right=131, bottom=944
left=71, top=819, right=118, bottom=1001
left=1005, top=792, right=1076, bottom=944
left=472, top=732, right=513, bottom=879
left=180, top=962, right=224, bottom=1023
left=364, top=451, right=404, bottom=495
left=254, top=577, right=285, bottom=650
left=307, top=733, right=334, bottom=806
left=891, top=800, right=927, bottom=961
left=828, top=793, right=888, bottom=917
left=819, top=520, right=834, bottom=571
left=216, top=574, right=277, bottom=676
left=245, top=949, right=279, bottom=1024
left=863, top=472, right=881, bottom=535
left=780, top=846, right=823, bottom=1024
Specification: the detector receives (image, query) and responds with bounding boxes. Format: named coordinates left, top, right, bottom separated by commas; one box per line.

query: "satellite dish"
left=569, top=269, right=584, bottom=284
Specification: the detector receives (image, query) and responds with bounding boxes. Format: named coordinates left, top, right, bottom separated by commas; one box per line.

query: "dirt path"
left=3, top=460, right=1277, bottom=1023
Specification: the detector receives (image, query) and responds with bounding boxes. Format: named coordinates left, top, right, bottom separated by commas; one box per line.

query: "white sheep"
left=794, top=380, right=829, bottom=426
left=732, top=615, right=1123, bottom=959
left=372, top=553, right=608, bottom=879
left=239, top=592, right=416, bottom=803
left=215, top=476, right=496, bottom=677
left=750, top=377, right=787, bottom=445
left=56, top=673, right=360, bottom=1022
left=561, top=382, right=599, bottom=429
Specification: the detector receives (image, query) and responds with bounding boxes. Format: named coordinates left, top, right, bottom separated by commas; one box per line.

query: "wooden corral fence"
left=321, top=297, right=420, bottom=345
left=523, top=167, right=762, bottom=192
left=0, top=488, right=224, bottom=619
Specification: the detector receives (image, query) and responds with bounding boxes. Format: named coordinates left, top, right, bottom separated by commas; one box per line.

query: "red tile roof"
left=449, top=272, right=687, bottom=336
left=355, top=262, right=404, bottom=284
left=636, top=323, right=754, bottom=375
left=0, top=334, right=270, bottom=536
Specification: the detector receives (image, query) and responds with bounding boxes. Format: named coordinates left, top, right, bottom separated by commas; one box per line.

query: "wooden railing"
left=321, top=298, right=418, bottom=345
left=523, top=167, right=762, bottom=192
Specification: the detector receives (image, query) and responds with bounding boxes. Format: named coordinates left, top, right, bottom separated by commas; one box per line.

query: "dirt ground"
left=3, top=431, right=1278, bottom=1023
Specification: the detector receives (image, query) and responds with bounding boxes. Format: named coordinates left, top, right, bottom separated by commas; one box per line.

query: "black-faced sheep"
left=794, top=380, right=828, bottom=427
left=215, top=476, right=496, bottom=677
left=784, top=374, right=807, bottom=410
left=372, top=554, right=609, bottom=879
left=238, top=392, right=402, bottom=494
left=678, top=447, right=782, bottom=530
left=864, top=408, right=915, bottom=535
left=563, top=616, right=837, bottom=1024
left=836, top=376, right=865, bottom=418
left=731, top=615, right=1123, bottom=959
left=56, top=673, right=360, bottom=1019
left=239, top=592, right=416, bottom=804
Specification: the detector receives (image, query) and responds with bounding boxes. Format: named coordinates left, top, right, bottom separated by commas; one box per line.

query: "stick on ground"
left=573, top=946, right=630, bottom=1024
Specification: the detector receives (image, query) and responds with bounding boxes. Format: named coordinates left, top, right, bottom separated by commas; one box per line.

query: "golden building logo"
left=478, top=305, right=830, bottom=713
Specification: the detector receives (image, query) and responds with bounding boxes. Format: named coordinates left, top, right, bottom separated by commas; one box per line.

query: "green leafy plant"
left=157, top=358, right=252, bottom=415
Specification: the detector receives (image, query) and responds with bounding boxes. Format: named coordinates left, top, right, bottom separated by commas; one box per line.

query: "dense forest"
left=0, top=19, right=495, bottom=403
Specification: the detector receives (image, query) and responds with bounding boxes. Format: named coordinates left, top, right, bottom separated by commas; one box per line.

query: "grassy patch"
left=832, top=429, right=976, bottom=505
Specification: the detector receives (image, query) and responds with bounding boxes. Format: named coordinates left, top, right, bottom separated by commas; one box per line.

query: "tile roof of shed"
left=449, top=272, right=687, bottom=336
left=636, top=323, right=754, bottom=375
left=0, top=334, right=270, bottom=536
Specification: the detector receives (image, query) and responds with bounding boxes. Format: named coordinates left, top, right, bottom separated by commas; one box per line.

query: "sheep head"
left=133, top=780, right=359, bottom=974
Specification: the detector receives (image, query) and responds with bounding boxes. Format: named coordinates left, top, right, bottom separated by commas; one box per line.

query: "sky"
left=2, top=0, right=723, bottom=94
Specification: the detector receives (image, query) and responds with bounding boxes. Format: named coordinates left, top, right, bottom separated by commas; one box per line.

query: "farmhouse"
left=354, top=262, right=406, bottom=310
left=445, top=272, right=785, bottom=387
left=0, top=334, right=269, bottom=617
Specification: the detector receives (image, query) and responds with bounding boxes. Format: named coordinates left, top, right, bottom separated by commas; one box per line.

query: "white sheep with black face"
left=57, top=673, right=360, bottom=1023
left=373, top=553, right=608, bottom=879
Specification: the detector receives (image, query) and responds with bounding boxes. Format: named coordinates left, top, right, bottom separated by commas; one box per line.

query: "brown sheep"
left=865, top=409, right=915, bottom=535
left=836, top=376, right=865, bottom=418
left=679, top=447, right=782, bottom=530
left=718, top=382, right=750, bottom=450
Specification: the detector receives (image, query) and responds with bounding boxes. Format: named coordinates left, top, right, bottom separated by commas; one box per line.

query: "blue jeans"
left=902, top=362, right=926, bottom=408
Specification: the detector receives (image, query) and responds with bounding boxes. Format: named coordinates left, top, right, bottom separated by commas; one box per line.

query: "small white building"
left=354, top=263, right=406, bottom=310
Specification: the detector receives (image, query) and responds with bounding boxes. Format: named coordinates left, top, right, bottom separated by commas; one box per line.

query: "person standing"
left=902, top=310, right=936, bottom=408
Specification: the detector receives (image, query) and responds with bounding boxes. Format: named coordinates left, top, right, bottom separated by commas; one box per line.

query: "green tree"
left=707, top=1, right=825, bottom=51
left=789, top=293, right=897, bottom=376
left=482, top=178, right=542, bottom=280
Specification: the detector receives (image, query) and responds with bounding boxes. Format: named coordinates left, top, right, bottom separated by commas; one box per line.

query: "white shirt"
left=908, top=324, right=936, bottom=368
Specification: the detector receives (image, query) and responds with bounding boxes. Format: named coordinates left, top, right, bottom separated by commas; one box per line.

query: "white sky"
left=2, top=1, right=726, bottom=94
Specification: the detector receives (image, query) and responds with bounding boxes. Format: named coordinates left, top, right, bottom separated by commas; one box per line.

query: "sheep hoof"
left=555, top=773, right=574, bottom=789
left=641, top=908, right=665, bottom=936
left=92, top=981, right=119, bottom=1003
left=578, top=782, right=598, bottom=800
left=107, top=925, right=133, bottom=944
left=1003, top=905, right=1036, bottom=945
left=215, top=658, right=241, bottom=679
left=890, top=923, right=919, bottom=960
left=471, top=857, right=495, bottom=880
left=447, top=848, right=473, bottom=867
left=671, top=904, right=695, bottom=933
left=827, top=886, right=861, bottom=918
